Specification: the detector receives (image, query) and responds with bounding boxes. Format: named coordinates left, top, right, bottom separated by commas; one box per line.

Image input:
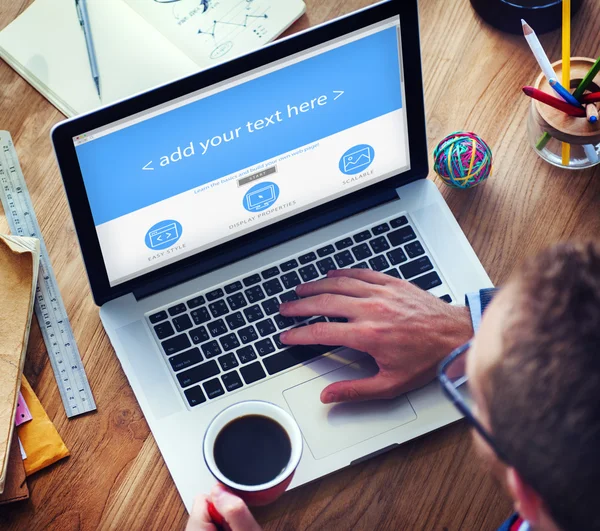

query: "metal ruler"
left=0, top=131, right=96, bottom=418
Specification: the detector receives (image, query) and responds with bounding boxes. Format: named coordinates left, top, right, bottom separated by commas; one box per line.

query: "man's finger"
left=186, top=495, right=216, bottom=531
left=327, top=268, right=392, bottom=285
left=281, top=322, right=363, bottom=350
left=295, top=276, right=382, bottom=299
left=210, top=485, right=262, bottom=531
left=320, top=374, right=401, bottom=404
left=280, top=294, right=363, bottom=318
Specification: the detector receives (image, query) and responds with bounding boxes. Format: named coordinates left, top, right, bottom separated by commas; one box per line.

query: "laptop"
left=51, top=0, right=492, bottom=511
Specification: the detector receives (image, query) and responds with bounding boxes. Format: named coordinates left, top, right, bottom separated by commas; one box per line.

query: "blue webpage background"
left=76, top=26, right=403, bottom=226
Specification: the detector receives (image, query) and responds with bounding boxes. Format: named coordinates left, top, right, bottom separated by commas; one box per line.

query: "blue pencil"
left=549, top=79, right=582, bottom=108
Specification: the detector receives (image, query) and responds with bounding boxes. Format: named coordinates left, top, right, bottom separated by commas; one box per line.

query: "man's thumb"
left=320, top=374, right=397, bottom=404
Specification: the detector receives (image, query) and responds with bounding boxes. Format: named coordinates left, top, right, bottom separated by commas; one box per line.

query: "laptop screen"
left=73, top=16, right=409, bottom=287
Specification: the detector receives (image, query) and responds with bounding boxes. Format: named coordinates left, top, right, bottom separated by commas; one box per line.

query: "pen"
left=549, top=79, right=582, bottom=108
left=75, top=0, right=101, bottom=98
left=522, top=87, right=586, bottom=117
left=586, top=103, right=599, bottom=123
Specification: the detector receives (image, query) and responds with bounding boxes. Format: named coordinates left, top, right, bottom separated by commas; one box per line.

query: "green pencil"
left=573, top=56, right=600, bottom=100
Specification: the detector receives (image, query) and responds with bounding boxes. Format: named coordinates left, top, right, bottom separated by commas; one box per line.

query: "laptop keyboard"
left=146, top=213, right=453, bottom=409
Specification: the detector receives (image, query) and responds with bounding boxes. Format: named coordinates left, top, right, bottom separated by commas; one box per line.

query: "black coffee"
left=213, top=415, right=292, bottom=486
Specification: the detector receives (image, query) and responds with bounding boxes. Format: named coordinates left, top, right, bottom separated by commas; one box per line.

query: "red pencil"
left=522, top=86, right=586, bottom=117
left=580, top=92, right=600, bottom=104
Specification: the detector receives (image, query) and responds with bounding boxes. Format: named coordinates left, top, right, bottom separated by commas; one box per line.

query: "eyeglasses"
left=438, top=340, right=510, bottom=464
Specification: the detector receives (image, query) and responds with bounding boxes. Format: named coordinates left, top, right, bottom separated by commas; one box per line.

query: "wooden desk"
left=1, top=0, right=599, bottom=529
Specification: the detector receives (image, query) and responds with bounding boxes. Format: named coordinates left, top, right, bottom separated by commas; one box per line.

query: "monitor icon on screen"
left=243, top=181, right=280, bottom=213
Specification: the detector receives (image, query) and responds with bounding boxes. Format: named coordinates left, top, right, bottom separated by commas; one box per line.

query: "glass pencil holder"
left=528, top=57, right=600, bottom=170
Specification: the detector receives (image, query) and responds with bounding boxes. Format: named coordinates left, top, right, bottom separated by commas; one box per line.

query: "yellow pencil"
left=562, top=0, right=571, bottom=166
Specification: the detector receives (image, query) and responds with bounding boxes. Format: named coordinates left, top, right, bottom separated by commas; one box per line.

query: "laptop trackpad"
left=283, top=356, right=417, bottom=460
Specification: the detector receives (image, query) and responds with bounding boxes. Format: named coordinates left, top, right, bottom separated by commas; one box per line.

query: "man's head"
left=467, top=241, right=600, bottom=531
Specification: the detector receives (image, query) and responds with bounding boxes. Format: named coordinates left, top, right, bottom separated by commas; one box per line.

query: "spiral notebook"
left=0, top=0, right=305, bottom=117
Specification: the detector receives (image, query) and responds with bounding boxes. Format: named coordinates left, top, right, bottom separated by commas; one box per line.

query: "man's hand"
left=279, top=269, right=473, bottom=404
left=186, top=484, right=262, bottom=531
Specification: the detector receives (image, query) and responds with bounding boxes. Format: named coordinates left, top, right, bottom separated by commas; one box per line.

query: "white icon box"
left=149, top=222, right=179, bottom=248
left=343, top=146, right=372, bottom=172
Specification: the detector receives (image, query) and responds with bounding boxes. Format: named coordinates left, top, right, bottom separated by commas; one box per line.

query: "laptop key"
left=186, top=296, right=205, bottom=309
left=224, top=281, right=243, bottom=294
left=162, top=334, right=191, bottom=356
left=222, top=371, right=243, bottom=392
left=274, top=314, right=295, bottom=330
left=203, top=378, right=225, bottom=399
left=219, top=333, right=240, bottom=352
left=280, top=259, right=298, bottom=272
left=149, top=310, right=168, bottom=324
left=154, top=321, right=174, bottom=340
left=240, top=362, right=266, bottom=384
left=263, top=344, right=333, bottom=375
left=405, top=241, right=425, bottom=259
left=369, top=255, right=390, bottom=272
left=388, top=226, right=417, bottom=246
left=184, top=386, right=206, bottom=407
left=400, top=257, right=434, bottom=280
left=299, top=264, right=319, bottom=282
left=173, top=314, right=193, bottom=333
left=353, top=230, right=371, bottom=243
left=370, top=236, right=390, bottom=254
left=298, top=252, right=316, bottom=264
left=225, top=312, right=246, bottom=330
left=440, top=294, right=453, bottom=303
left=335, top=237, right=354, bottom=250
left=352, top=262, right=369, bottom=269
left=351, top=243, right=373, bottom=261
left=384, top=268, right=402, bottom=279
left=273, top=333, right=285, bottom=350
left=261, top=266, right=280, bottom=279
left=208, top=319, right=228, bottom=337
left=169, top=347, right=203, bottom=372
left=390, top=216, right=408, bottom=228
left=227, top=292, right=247, bottom=311
left=209, top=299, right=228, bottom=318
left=206, top=288, right=224, bottom=302
left=316, top=257, right=336, bottom=275
left=334, top=250, right=355, bottom=268
left=191, top=307, right=211, bottom=325
left=168, top=303, right=186, bottom=317
left=411, top=271, right=442, bottom=291
left=262, top=297, right=280, bottom=316
left=218, top=352, right=239, bottom=371
left=280, top=291, right=299, bottom=303
left=177, top=359, right=220, bottom=387
left=264, top=278, right=284, bottom=296
left=244, top=305, right=264, bottom=322
left=281, top=271, right=301, bottom=289
left=372, top=222, right=390, bottom=235
left=317, top=245, right=335, bottom=257
left=243, top=274, right=261, bottom=287
left=256, top=318, right=277, bottom=337
left=255, top=338, right=276, bottom=357
left=236, top=345, right=257, bottom=364
left=201, top=340, right=222, bottom=359
left=245, top=285, right=266, bottom=303
left=189, top=326, right=210, bottom=344
left=387, top=248, right=408, bottom=265
left=238, top=325, right=258, bottom=344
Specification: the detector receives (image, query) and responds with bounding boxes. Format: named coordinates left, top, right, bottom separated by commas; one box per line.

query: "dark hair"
left=487, top=241, right=600, bottom=531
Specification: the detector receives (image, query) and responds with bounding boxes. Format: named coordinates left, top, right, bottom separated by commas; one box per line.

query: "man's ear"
left=505, top=467, right=543, bottom=525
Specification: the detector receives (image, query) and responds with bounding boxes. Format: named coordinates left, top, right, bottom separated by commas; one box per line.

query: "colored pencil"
left=550, top=79, right=582, bottom=108
left=583, top=144, right=599, bottom=164
left=573, top=57, right=600, bottom=100
left=586, top=104, right=599, bottom=123
left=522, top=87, right=586, bottom=116
left=581, top=92, right=600, bottom=104
left=521, top=20, right=557, bottom=83
left=561, top=0, right=571, bottom=166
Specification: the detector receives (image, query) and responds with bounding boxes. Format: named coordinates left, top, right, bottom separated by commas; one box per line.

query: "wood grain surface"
left=1, top=0, right=599, bottom=529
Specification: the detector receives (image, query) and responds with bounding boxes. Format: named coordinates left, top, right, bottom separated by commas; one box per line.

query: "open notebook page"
left=0, top=0, right=198, bottom=117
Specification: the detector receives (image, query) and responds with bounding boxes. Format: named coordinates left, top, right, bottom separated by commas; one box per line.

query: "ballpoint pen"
left=75, top=0, right=101, bottom=98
